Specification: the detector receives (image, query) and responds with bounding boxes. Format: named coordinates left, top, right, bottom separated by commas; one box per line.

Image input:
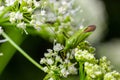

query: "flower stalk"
left=79, top=62, right=85, bottom=80
left=2, top=32, right=43, bottom=70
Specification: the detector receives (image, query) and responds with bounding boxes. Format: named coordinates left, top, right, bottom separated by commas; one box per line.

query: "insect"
left=47, top=22, right=96, bottom=52
left=63, top=25, right=96, bottom=51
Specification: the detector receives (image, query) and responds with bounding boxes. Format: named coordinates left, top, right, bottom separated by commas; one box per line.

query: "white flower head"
left=44, top=52, right=52, bottom=57
left=27, top=8, right=33, bottom=13
left=26, top=0, right=33, bottom=6
left=40, top=58, right=46, bottom=64
left=17, top=22, right=28, bottom=34
left=85, top=62, right=103, bottom=79
left=32, top=20, right=43, bottom=31
left=5, top=0, right=16, bottom=6
left=15, top=11, right=23, bottom=20
left=68, top=64, right=77, bottom=74
left=61, top=68, right=69, bottom=77
left=53, top=43, right=63, bottom=51
left=9, top=12, right=16, bottom=23
left=47, top=58, right=54, bottom=65
left=40, top=10, right=46, bottom=16
left=33, top=0, right=40, bottom=7
left=17, top=22, right=26, bottom=29
left=42, top=66, right=49, bottom=72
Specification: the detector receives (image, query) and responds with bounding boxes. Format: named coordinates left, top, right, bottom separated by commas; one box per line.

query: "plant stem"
left=79, top=62, right=85, bottom=80
left=2, top=32, right=43, bottom=70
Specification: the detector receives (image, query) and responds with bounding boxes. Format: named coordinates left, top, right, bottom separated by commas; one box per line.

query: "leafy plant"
left=0, top=0, right=120, bottom=80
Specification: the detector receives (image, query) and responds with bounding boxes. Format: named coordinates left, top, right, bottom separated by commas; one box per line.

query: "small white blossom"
left=42, top=66, right=49, bottom=72
left=99, top=56, right=112, bottom=72
left=61, top=1, right=67, bottom=5
left=40, top=10, right=46, bottom=16
left=26, top=0, right=33, bottom=6
left=33, top=0, right=40, bottom=7
left=17, top=22, right=26, bottom=29
left=47, top=49, right=53, bottom=53
left=5, top=0, right=16, bottom=6
left=27, top=8, right=33, bottom=13
left=75, top=49, right=96, bottom=63
left=61, top=68, right=69, bottom=77
left=32, top=20, right=43, bottom=31
left=9, top=18, right=16, bottom=23
left=53, top=43, right=63, bottom=51
left=55, top=55, right=62, bottom=62
left=85, top=62, right=103, bottom=79
left=40, top=58, right=46, bottom=64
left=68, top=64, right=77, bottom=74
left=15, top=12, right=23, bottom=20
left=47, top=58, right=54, bottom=65
left=58, top=7, right=66, bottom=14
left=44, top=53, right=52, bottom=57
left=104, top=71, right=120, bottom=80
left=23, top=7, right=28, bottom=11
left=9, top=12, right=16, bottom=23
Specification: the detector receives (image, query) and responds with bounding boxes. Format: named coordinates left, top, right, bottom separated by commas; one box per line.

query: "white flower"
left=55, top=55, right=62, bottom=62
left=5, top=0, right=16, bottom=6
left=61, top=1, right=67, bottom=5
left=61, top=68, right=69, bottom=77
left=17, top=22, right=26, bottom=29
left=9, top=12, right=16, bottom=23
left=47, top=58, right=54, bottom=65
left=68, top=64, right=77, bottom=74
left=44, top=53, right=52, bottom=57
left=85, top=62, right=103, bottom=78
left=40, top=58, right=46, bottom=64
left=47, top=49, right=53, bottom=53
left=104, top=71, right=120, bottom=80
left=9, top=18, right=16, bottom=23
left=15, top=11, right=23, bottom=20
left=9, top=11, right=23, bottom=23
left=33, top=21, right=43, bottom=31
left=40, top=10, right=46, bottom=16
left=75, top=49, right=96, bottom=63
left=27, top=8, right=33, bottom=13
left=53, top=43, right=63, bottom=51
left=33, top=0, right=40, bottom=7
left=58, top=7, right=66, bottom=14
left=42, top=66, right=49, bottom=72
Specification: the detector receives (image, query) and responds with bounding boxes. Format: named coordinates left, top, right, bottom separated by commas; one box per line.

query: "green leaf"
left=0, top=27, right=25, bottom=74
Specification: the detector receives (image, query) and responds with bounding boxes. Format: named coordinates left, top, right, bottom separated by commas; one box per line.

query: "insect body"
left=64, top=25, right=96, bottom=51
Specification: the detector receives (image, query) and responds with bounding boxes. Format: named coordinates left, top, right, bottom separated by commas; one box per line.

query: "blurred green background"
left=0, top=0, right=120, bottom=80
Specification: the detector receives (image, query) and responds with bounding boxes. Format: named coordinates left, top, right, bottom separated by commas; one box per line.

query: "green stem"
left=2, top=32, right=43, bottom=70
left=79, top=62, right=85, bottom=80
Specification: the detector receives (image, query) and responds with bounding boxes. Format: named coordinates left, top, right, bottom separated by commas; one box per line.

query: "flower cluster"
left=40, top=43, right=77, bottom=80
left=0, top=0, right=82, bottom=43
left=74, top=41, right=120, bottom=80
